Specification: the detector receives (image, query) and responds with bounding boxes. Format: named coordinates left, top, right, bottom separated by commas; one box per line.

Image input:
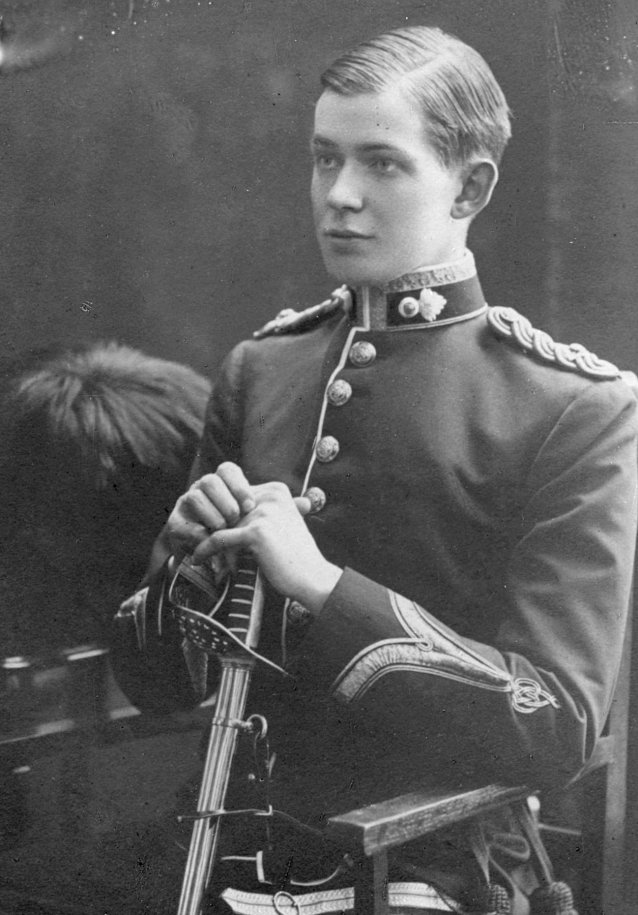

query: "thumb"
left=294, top=495, right=312, bottom=517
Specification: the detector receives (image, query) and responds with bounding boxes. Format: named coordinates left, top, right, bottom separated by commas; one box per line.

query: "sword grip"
left=226, top=555, right=264, bottom=651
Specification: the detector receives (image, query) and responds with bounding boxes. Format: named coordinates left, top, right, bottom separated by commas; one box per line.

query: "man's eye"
left=314, top=154, right=338, bottom=170
left=370, top=159, right=397, bottom=174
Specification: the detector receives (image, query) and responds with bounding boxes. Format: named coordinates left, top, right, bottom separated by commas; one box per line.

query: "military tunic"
left=119, top=252, right=638, bottom=909
left=198, top=251, right=636, bottom=794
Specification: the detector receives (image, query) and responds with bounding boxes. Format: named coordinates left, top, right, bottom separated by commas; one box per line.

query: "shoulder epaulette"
left=620, top=370, right=638, bottom=397
left=487, top=306, right=621, bottom=380
left=253, top=286, right=352, bottom=340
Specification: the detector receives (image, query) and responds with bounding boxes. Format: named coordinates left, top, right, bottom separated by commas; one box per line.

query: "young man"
left=125, top=26, right=638, bottom=914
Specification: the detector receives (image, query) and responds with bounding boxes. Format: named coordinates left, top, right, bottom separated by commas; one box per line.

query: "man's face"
left=311, top=85, right=465, bottom=287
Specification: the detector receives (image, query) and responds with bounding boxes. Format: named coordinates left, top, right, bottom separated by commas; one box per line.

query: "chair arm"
left=326, top=784, right=531, bottom=858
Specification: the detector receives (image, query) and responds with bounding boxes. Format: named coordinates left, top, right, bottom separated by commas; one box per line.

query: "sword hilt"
left=172, top=554, right=264, bottom=657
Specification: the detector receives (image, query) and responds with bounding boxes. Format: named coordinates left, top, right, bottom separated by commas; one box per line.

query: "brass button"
left=327, top=379, right=352, bottom=406
left=349, top=341, right=376, bottom=367
left=304, top=486, right=327, bottom=513
left=286, top=600, right=311, bottom=626
left=398, top=296, right=420, bottom=319
left=316, top=435, right=339, bottom=463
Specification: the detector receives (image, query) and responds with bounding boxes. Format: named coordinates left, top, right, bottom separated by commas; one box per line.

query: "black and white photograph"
left=1, top=2, right=637, bottom=913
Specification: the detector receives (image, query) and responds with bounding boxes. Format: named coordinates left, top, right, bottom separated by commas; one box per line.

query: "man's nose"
left=326, top=164, right=364, bottom=211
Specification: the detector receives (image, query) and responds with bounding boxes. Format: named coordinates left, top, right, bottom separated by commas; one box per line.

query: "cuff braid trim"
left=331, top=592, right=560, bottom=716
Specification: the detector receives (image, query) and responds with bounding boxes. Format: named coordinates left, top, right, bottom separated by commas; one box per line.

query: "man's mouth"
left=324, top=229, right=371, bottom=239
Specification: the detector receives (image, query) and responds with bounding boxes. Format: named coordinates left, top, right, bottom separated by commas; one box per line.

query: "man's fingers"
left=192, top=527, right=248, bottom=564
left=168, top=518, right=211, bottom=557
left=194, top=473, right=242, bottom=526
left=183, top=486, right=233, bottom=531
left=216, top=462, right=256, bottom=514
left=166, top=529, right=201, bottom=558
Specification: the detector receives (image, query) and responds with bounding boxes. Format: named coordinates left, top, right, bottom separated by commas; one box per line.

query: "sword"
left=173, top=556, right=266, bottom=915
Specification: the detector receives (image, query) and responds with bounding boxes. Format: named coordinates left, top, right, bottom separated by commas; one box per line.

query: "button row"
left=303, top=340, right=376, bottom=515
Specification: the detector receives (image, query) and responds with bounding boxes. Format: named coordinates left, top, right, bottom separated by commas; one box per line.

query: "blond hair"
left=321, top=26, right=512, bottom=167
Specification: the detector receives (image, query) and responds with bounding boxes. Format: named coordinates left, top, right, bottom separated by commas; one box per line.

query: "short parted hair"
left=0, top=342, right=211, bottom=652
left=320, top=26, right=512, bottom=167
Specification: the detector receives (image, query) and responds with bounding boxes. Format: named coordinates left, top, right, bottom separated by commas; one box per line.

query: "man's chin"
left=322, top=257, right=393, bottom=289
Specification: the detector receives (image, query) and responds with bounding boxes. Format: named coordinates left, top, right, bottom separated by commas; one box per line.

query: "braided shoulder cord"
left=487, top=307, right=620, bottom=380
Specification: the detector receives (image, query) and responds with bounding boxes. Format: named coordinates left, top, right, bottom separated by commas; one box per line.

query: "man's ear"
left=451, top=160, right=498, bottom=220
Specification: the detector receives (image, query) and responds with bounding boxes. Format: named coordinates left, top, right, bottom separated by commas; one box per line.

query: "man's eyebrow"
left=310, top=136, right=406, bottom=155
left=357, top=143, right=406, bottom=154
left=310, top=136, right=338, bottom=150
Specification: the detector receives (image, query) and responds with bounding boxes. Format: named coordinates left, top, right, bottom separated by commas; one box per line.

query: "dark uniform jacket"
left=116, top=252, right=638, bottom=908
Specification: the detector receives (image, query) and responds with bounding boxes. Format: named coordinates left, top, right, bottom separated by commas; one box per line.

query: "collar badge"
left=397, top=288, right=447, bottom=322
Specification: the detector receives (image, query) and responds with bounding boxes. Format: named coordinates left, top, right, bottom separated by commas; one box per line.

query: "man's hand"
left=166, top=462, right=342, bottom=615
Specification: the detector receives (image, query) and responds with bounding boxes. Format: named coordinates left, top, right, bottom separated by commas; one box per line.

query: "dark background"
left=1, top=0, right=637, bottom=912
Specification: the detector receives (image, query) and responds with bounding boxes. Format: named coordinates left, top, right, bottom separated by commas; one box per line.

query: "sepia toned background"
left=0, top=0, right=637, bottom=912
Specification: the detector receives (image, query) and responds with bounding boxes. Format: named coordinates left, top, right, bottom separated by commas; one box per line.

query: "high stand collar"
left=351, top=249, right=487, bottom=331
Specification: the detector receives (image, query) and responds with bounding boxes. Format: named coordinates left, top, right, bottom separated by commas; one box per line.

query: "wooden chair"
left=577, top=612, right=633, bottom=914
left=326, top=617, right=633, bottom=915
left=328, top=784, right=532, bottom=915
